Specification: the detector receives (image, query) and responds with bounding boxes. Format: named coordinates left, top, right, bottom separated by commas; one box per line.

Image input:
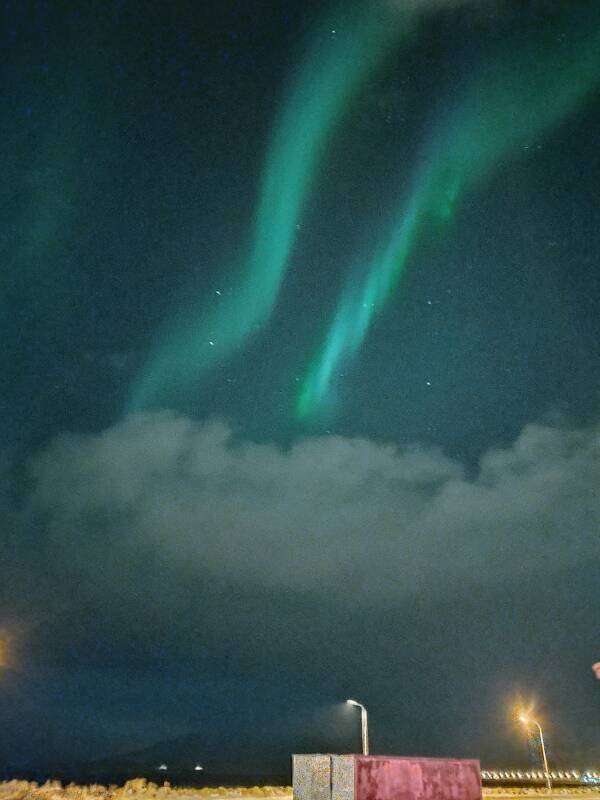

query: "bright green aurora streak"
left=128, top=1, right=409, bottom=411
left=297, top=5, right=600, bottom=419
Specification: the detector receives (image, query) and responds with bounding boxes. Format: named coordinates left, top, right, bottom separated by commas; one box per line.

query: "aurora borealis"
left=2, top=0, right=600, bottom=781
left=128, top=1, right=406, bottom=412
left=297, top=1, right=600, bottom=416
left=126, top=0, right=600, bottom=422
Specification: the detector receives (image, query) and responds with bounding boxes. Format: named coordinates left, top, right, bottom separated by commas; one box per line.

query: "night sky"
left=2, top=0, right=600, bottom=780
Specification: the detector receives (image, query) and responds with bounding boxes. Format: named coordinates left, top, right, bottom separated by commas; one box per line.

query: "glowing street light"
left=519, top=713, right=552, bottom=791
left=346, top=699, right=369, bottom=755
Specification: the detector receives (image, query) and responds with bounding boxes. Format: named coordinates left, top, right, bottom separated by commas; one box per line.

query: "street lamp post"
left=346, top=699, right=369, bottom=755
left=519, top=714, right=552, bottom=791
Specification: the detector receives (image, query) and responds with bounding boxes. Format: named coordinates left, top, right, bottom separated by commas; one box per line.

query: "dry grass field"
left=0, top=782, right=292, bottom=800
left=2, top=780, right=600, bottom=800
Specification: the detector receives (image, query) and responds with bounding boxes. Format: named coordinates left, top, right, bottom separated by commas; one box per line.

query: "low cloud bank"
left=22, top=412, right=599, bottom=602
left=1, top=414, right=598, bottom=762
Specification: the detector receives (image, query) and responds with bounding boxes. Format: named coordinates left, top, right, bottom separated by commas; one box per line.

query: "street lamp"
left=519, top=714, right=552, bottom=791
left=346, top=699, right=369, bottom=755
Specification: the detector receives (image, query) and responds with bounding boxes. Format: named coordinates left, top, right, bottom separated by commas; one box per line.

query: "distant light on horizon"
left=0, top=628, right=12, bottom=670
left=482, top=768, right=600, bottom=784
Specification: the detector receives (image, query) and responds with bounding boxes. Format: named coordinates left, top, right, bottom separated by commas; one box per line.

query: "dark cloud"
left=19, top=413, right=598, bottom=604
left=1, top=413, right=599, bottom=767
left=2, top=412, right=598, bottom=650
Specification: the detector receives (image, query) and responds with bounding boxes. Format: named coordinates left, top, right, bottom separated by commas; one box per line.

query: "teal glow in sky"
left=125, top=0, right=600, bottom=422
left=128, top=1, right=407, bottom=412
left=4, top=0, right=600, bottom=775
left=297, top=5, right=600, bottom=418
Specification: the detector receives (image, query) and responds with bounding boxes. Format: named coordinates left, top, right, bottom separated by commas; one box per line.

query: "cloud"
left=23, top=412, right=600, bottom=604
left=2, top=415, right=599, bottom=763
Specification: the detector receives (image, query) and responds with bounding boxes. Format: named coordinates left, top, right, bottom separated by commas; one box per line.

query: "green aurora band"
left=128, top=1, right=410, bottom=411
left=296, top=4, right=600, bottom=419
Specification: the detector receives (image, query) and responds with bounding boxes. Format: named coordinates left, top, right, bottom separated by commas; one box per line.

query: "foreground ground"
left=2, top=781, right=600, bottom=800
